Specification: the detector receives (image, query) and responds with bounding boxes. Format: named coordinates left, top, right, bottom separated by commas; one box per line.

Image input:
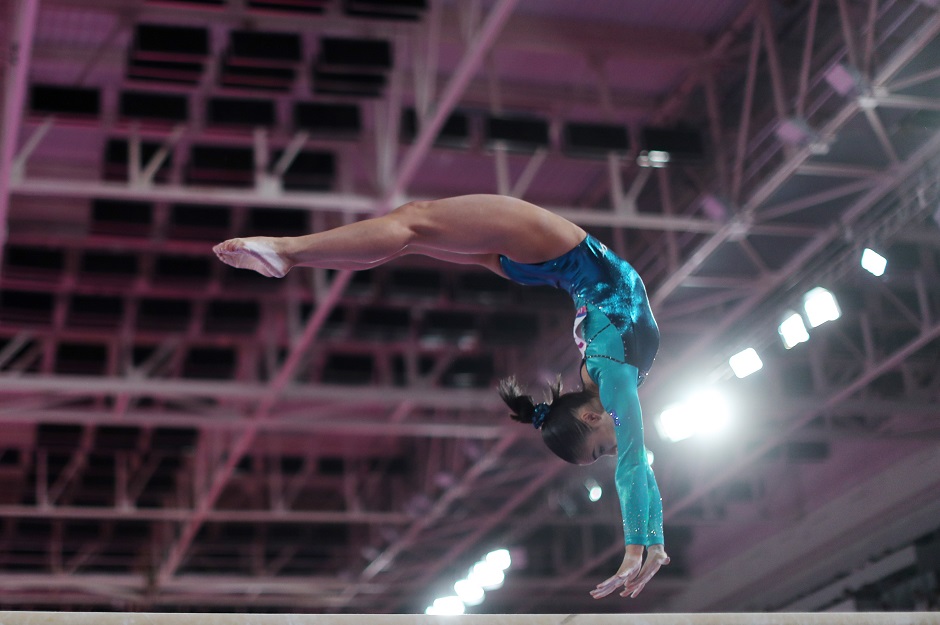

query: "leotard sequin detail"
left=498, top=235, right=659, bottom=383
left=499, top=235, right=664, bottom=546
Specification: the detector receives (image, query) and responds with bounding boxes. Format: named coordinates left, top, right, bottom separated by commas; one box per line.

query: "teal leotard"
left=499, top=235, right=664, bottom=546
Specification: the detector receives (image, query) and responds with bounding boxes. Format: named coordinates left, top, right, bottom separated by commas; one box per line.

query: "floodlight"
left=861, top=248, right=887, bottom=276
left=454, top=579, right=484, bottom=606
left=427, top=596, right=465, bottom=615
left=484, top=548, right=512, bottom=571
left=657, top=403, right=697, bottom=443
left=729, top=347, right=763, bottom=378
left=469, top=561, right=505, bottom=590
left=657, top=389, right=731, bottom=443
left=584, top=479, right=603, bottom=502
left=691, top=389, right=731, bottom=436
left=803, top=287, right=841, bottom=328
left=778, top=311, right=809, bottom=349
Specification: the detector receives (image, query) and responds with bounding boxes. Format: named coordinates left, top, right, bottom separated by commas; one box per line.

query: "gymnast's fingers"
left=590, top=573, right=627, bottom=599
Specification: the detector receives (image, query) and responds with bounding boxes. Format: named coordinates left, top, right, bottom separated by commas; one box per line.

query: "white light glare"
left=646, top=449, right=654, bottom=467
left=638, top=150, right=671, bottom=168
left=584, top=479, right=603, bottom=502
left=469, top=561, right=505, bottom=590
left=426, top=596, right=465, bottom=615
left=658, top=404, right=697, bottom=443
left=729, top=347, right=763, bottom=378
left=657, top=389, right=731, bottom=443
left=484, top=548, right=512, bottom=571
left=778, top=311, right=809, bottom=349
left=803, top=287, right=841, bottom=328
left=861, top=248, right=887, bottom=276
left=454, top=579, right=485, bottom=606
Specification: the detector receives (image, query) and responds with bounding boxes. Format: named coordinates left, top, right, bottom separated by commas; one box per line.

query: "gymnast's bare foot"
left=212, top=237, right=292, bottom=278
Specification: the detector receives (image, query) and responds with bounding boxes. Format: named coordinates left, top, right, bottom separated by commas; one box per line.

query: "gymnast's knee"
left=390, top=200, right=435, bottom=240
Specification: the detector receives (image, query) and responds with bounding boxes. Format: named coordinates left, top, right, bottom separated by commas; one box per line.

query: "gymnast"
left=213, top=194, right=669, bottom=599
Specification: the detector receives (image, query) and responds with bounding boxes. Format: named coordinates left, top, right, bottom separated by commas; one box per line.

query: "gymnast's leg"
left=213, top=194, right=585, bottom=277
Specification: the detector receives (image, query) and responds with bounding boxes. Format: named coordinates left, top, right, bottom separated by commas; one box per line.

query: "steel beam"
left=0, top=0, right=39, bottom=263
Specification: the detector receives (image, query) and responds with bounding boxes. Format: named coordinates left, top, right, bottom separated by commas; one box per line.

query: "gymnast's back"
left=499, top=234, right=660, bottom=381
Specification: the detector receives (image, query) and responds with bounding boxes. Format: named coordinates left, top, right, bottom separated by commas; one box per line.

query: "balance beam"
left=0, top=613, right=935, bottom=625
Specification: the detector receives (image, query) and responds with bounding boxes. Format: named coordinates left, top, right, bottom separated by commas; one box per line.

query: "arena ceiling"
left=1, top=0, right=940, bottom=614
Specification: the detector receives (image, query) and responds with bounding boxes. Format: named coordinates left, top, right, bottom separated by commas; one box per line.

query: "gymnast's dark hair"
left=498, top=376, right=596, bottom=464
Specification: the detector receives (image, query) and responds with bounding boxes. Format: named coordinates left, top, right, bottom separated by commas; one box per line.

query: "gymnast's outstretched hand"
left=590, top=544, right=669, bottom=599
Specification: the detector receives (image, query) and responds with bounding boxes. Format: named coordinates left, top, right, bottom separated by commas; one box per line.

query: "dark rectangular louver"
left=294, top=103, right=361, bottom=137
left=485, top=115, right=550, bottom=153
left=563, top=122, right=630, bottom=159
left=120, top=91, right=188, bottom=122
left=30, top=85, right=100, bottom=118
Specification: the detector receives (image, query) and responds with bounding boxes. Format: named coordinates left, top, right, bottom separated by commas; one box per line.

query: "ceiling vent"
left=344, top=0, right=427, bottom=21
left=168, top=204, right=231, bottom=240
left=563, top=121, right=630, bottom=159
left=207, top=97, right=276, bottom=128
left=186, top=145, right=254, bottom=187
left=221, top=30, right=301, bottom=91
left=485, top=114, right=550, bottom=154
left=80, top=252, right=139, bottom=282
left=120, top=91, right=188, bottom=123
left=137, top=298, right=193, bottom=332
left=54, top=343, right=108, bottom=376
left=313, top=37, right=392, bottom=97
left=0, top=290, right=54, bottom=326
left=2, top=247, right=64, bottom=282
left=639, top=127, right=705, bottom=166
left=401, top=108, right=470, bottom=149
left=91, top=199, right=153, bottom=237
left=104, top=139, right=172, bottom=183
left=30, top=85, right=99, bottom=121
left=246, top=207, right=309, bottom=235
left=205, top=300, right=260, bottom=334
left=128, top=24, right=209, bottom=84
left=294, top=102, right=361, bottom=138
left=67, top=295, right=124, bottom=330
left=277, top=150, right=336, bottom=191
left=247, top=0, right=331, bottom=14
left=183, top=347, right=236, bottom=380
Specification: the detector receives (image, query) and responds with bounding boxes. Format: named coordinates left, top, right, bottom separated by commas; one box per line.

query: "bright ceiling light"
left=638, top=150, right=671, bottom=168
left=657, top=403, right=698, bottom=443
left=778, top=311, right=809, bottom=349
left=861, top=248, right=887, bottom=276
left=454, top=579, right=485, bottom=606
left=691, top=389, right=731, bottom=437
left=426, top=596, right=465, bottom=615
left=803, top=287, right=841, bottom=328
left=484, top=548, right=512, bottom=571
left=729, top=347, right=763, bottom=378
left=469, top=561, right=505, bottom=590
left=657, top=389, right=731, bottom=443
left=588, top=484, right=602, bottom=502
left=584, top=479, right=602, bottom=502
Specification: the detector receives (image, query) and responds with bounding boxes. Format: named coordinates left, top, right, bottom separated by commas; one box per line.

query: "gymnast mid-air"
left=213, top=194, right=669, bottom=599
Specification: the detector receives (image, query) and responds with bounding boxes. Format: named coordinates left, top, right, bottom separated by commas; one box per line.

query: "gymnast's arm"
left=587, top=357, right=669, bottom=599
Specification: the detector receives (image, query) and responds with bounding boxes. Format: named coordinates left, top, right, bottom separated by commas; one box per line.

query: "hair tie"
left=532, top=403, right=551, bottom=430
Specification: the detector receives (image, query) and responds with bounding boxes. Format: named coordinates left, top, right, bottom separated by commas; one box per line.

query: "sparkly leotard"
left=499, top=235, right=664, bottom=546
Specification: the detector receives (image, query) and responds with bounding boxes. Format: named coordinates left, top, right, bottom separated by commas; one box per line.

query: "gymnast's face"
left=576, top=410, right=617, bottom=465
